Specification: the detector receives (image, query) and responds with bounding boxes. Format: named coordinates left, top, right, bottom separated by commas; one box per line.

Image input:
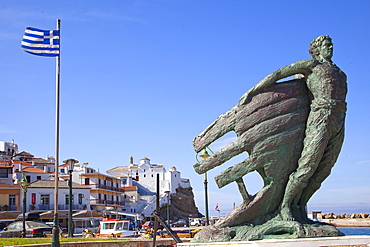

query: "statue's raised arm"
left=192, top=35, right=347, bottom=242
left=238, top=59, right=318, bottom=106
left=192, top=58, right=317, bottom=156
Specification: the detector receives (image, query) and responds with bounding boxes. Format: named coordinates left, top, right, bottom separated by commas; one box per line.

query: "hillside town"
left=0, top=140, right=202, bottom=233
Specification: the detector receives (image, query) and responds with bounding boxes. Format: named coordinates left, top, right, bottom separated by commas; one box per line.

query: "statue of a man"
left=239, top=35, right=347, bottom=221
left=192, top=35, right=347, bottom=241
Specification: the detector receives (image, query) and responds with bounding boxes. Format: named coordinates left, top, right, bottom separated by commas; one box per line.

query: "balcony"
left=90, top=199, right=125, bottom=206
left=30, top=204, right=86, bottom=211
left=85, top=184, right=125, bottom=193
left=0, top=204, right=18, bottom=211
left=58, top=204, right=86, bottom=210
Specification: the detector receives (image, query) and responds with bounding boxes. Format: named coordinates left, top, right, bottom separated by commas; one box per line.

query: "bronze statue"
left=192, top=35, right=347, bottom=241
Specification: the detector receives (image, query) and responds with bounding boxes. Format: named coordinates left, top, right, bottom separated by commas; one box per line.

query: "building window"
left=106, top=178, right=112, bottom=186
left=78, top=194, right=83, bottom=205
left=37, top=176, right=41, bottom=180
left=61, top=168, right=65, bottom=173
left=65, top=194, right=74, bottom=205
left=122, top=178, right=127, bottom=185
left=98, top=179, right=101, bottom=184
left=98, top=194, right=101, bottom=200
left=104, top=180, right=106, bottom=186
left=85, top=178, right=90, bottom=185
left=9, top=195, right=16, bottom=206
left=40, top=194, right=50, bottom=205
left=144, top=174, right=146, bottom=177
left=0, top=168, right=9, bottom=178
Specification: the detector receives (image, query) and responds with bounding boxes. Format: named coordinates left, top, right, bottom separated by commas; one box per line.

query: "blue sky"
left=1, top=1, right=369, bottom=216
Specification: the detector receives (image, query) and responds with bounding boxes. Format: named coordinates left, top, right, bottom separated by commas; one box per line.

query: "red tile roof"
left=20, top=167, right=46, bottom=173
left=0, top=166, right=12, bottom=168
left=123, top=186, right=137, bottom=191
left=0, top=161, right=12, bottom=166
left=12, top=160, right=32, bottom=166
left=15, top=151, right=34, bottom=157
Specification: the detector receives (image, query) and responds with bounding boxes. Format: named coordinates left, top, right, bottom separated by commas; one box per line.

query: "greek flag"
left=21, top=27, right=60, bottom=57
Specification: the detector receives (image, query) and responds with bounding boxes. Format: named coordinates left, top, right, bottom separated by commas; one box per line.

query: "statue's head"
left=309, top=35, right=333, bottom=62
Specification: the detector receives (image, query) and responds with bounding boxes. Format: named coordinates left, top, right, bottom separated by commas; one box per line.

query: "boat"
left=99, top=219, right=135, bottom=237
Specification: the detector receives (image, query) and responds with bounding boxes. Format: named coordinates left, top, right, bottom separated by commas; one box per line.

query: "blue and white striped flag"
left=21, top=27, right=60, bottom=57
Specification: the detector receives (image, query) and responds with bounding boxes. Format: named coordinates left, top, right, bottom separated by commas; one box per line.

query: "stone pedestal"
left=178, top=236, right=370, bottom=247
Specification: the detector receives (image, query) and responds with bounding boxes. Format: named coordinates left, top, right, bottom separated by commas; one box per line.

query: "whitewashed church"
left=106, top=157, right=191, bottom=216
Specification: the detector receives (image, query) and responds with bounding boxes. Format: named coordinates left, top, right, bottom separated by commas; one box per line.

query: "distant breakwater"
left=314, top=212, right=370, bottom=227
left=321, top=218, right=370, bottom=227
left=319, top=212, right=370, bottom=220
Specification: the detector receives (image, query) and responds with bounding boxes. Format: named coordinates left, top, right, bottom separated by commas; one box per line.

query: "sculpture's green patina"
left=192, top=35, right=347, bottom=242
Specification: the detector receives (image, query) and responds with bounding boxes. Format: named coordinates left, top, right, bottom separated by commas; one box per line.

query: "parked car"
left=164, top=220, right=174, bottom=226
left=172, top=219, right=189, bottom=227
left=0, top=221, right=52, bottom=238
left=142, top=221, right=164, bottom=230
left=0, top=222, right=7, bottom=232
left=15, top=212, right=40, bottom=221
left=190, top=218, right=205, bottom=226
left=44, top=222, right=66, bottom=235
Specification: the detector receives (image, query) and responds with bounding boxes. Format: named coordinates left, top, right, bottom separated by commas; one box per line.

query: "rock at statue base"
left=193, top=220, right=344, bottom=242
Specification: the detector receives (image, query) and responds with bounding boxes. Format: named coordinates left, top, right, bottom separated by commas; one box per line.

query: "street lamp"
left=199, top=149, right=210, bottom=226
left=63, top=158, right=78, bottom=238
left=164, top=190, right=170, bottom=224
left=20, top=173, right=28, bottom=238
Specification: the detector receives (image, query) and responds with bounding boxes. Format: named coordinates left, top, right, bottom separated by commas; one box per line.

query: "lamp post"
left=64, top=158, right=78, bottom=238
left=20, top=173, right=28, bottom=238
left=199, top=149, right=210, bottom=226
left=165, top=190, right=170, bottom=224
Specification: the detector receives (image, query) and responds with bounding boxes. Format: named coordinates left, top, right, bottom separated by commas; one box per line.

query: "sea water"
left=338, top=227, right=370, bottom=235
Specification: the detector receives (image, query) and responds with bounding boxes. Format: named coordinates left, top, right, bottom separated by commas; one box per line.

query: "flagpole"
left=52, top=18, right=61, bottom=247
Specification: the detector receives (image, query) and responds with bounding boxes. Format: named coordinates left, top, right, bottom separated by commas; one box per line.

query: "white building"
left=106, top=157, right=191, bottom=217
left=26, top=180, right=90, bottom=212
left=13, top=165, right=51, bottom=184
left=66, top=163, right=125, bottom=212
left=0, top=140, right=18, bottom=160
